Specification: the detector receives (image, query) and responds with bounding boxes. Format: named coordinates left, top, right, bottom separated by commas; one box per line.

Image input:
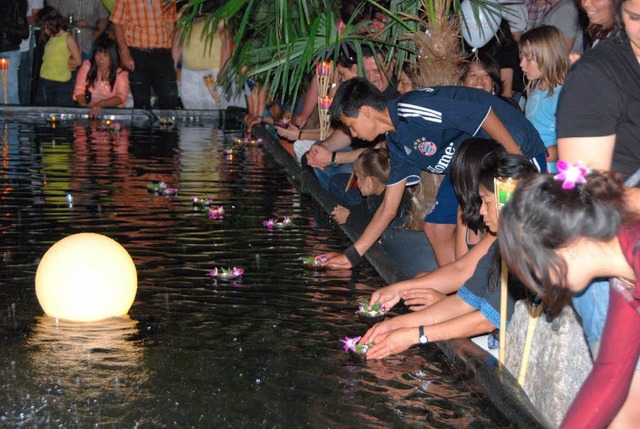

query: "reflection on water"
left=0, top=119, right=509, bottom=427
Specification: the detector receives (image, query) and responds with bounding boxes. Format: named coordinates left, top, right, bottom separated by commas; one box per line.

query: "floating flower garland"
left=147, top=181, right=178, bottom=196
left=209, top=267, right=244, bottom=280
left=262, top=216, right=293, bottom=230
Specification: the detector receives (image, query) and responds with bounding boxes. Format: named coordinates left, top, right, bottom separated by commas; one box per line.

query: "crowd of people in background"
left=1, top=0, right=639, bottom=427
left=0, top=0, right=246, bottom=112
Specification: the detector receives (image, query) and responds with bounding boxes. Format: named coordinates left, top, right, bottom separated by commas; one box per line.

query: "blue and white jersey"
left=385, top=86, right=546, bottom=185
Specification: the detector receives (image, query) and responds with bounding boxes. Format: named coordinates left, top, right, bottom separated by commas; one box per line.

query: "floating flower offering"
left=221, top=146, right=236, bottom=155
left=147, top=181, right=178, bottom=196
left=277, top=117, right=290, bottom=128
left=301, top=255, right=331, bottom=270
left=340, top=336, right=373, bottom=360
left=263, top=216, right=293, bottom=230
left=209, top=267, right=244, bottom=280
left=355, top=299, right=387, bottom=323
left=207, top=206, right=225, bottom=219
left=99, top=119, right=121, bottom=132
left=159, top=116, right=175, bottom=126
left=191, top=195, right=215, bottom=210
left=246, top=137, right=263, bottom=145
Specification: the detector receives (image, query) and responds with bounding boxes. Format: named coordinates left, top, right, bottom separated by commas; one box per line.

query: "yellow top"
left=41, top=32, right=72, bottom=82
left=181, top=19, right=223, bottom=70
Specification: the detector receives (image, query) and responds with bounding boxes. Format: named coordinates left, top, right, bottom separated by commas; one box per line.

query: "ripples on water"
left=0, top=120, right=509, bottom=427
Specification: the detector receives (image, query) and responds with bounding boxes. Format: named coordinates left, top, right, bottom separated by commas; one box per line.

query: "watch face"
left=419, top=334, right=428, bottom=345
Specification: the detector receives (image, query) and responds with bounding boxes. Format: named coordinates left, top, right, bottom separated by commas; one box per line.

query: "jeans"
left=34, top=78, right=74, bottom=107
left=19, top=50, right=33, bottom=105
left=572, top=279, right=610, bottom=357
left=129, top=48, right=178, bottom=109
left=328, top=172, right=363, bottom=206
left=0, top=50, right=21, bottom=105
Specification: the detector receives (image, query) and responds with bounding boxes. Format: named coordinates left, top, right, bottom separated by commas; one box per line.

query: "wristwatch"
left=330, top=151, right=339, bottom=168
left=418, top=326, right=429, bottom=345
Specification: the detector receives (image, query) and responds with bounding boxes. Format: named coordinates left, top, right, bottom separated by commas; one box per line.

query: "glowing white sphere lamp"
left=35, top=233, right=137, bottom=322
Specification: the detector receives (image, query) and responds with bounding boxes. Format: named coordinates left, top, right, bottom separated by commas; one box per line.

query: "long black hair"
left=87, top=36, right=120, bottom=90
left=450, top=138, right=506, bottom=234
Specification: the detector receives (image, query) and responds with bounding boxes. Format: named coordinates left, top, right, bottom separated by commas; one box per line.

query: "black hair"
left=329, top=77, right=386, bottom=121
left=450, top=138, right=506, bottom=233
left=460, top=52, right=503, bottom=95
left=499, top=170, right=628, bottom=309
left=87, top=36, right=120, bottom=90
left=336, top=44, right=375, bottom=69
left=476, top=153, right=538, bottom=295
left=478, top=152, right=537, bottom=195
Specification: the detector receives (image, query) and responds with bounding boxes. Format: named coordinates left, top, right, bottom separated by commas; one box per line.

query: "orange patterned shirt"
left=110, top=0, right=177, bottom=49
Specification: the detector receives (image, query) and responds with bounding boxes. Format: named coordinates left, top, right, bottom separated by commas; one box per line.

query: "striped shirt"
left=45, top=0, right=109, bottom=55
left=110, top=0, right=176, bottom=49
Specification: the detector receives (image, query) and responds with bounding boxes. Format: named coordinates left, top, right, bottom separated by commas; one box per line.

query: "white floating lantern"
left=35, top=233, right=137, bottom=322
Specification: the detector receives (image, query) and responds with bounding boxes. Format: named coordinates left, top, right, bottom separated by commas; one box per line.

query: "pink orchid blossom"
left=231, top=267, right=245, bottom=277
left=340, top=336, right=362, bottom=353
left=208, top=267, right=219, bottom=277
left=208, top=207, right=225, bottom=219
left=554, top=161, right=588, bottom=190
left=263, top=218, right=276, bottom=230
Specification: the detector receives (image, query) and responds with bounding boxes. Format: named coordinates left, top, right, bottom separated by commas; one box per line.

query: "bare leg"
left=424, top=222, right=456, bottom=267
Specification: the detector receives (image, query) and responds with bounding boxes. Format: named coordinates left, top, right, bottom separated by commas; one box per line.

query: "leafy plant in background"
left=177, top=0, right=502, bottom=108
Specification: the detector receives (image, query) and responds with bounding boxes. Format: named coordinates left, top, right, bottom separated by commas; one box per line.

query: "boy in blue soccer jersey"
left=321, top=77, right=547, bottom=269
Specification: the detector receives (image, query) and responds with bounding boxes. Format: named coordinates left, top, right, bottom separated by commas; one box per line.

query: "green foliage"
left=177, top=0, right=502, bottom=107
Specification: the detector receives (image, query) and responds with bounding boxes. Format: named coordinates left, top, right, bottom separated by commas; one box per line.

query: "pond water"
left=0, top=119, right=510, bottom=427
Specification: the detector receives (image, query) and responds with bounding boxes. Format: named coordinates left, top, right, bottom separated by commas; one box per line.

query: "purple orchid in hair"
left=554, top=161, right=588, bottom=190
left=340, top=336, right=362, bottom=353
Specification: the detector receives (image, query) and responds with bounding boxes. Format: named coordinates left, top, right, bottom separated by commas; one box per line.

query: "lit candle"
left=0, top=59, right=8, bottom=70
left=320, top=96, right=332, bottom=110
left=316, top=61, right=330, bottom=76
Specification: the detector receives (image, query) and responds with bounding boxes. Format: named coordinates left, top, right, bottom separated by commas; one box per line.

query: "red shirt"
left=561, top=224, right=640, bottom=428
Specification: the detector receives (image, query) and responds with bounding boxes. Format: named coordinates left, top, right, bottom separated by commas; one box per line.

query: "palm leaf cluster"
left=177, top=0, right=500, bottom=107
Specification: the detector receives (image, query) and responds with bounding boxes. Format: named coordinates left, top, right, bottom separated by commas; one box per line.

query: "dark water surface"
left=0, top=120, right=510, bottom=427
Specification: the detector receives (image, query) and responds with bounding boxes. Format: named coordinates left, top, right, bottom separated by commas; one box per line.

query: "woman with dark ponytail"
left=499, top=162, right=640, bottom=428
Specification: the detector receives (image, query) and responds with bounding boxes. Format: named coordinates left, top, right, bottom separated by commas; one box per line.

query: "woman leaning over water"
left=499, top=167, right=640, bottom=428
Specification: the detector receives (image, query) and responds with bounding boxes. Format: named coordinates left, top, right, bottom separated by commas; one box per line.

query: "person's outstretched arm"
left=323, top=180, right=406, bottom=269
